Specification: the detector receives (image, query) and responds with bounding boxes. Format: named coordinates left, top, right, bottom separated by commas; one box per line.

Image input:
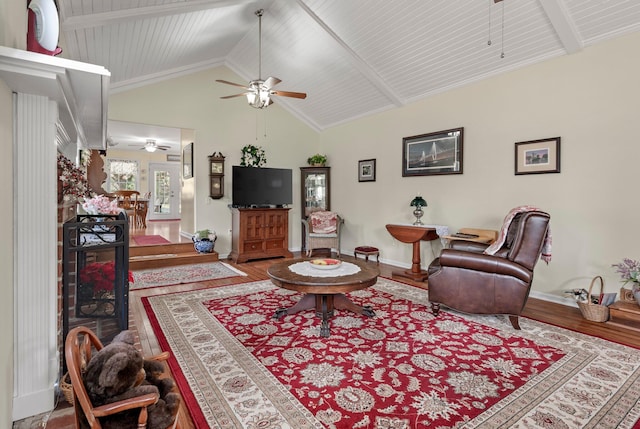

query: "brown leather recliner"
left=427, top=210, right=551, bottom=329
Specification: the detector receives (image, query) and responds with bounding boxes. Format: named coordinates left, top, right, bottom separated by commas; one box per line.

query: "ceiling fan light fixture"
left=144, top=140, right=158, bottom=152
left=247, top=91, right=271, bottom=109
left=246, top=80, right=271, bottom=109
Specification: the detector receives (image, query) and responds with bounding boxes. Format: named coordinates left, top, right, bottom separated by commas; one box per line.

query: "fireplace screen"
left=62, top=213, right=129, bottom=344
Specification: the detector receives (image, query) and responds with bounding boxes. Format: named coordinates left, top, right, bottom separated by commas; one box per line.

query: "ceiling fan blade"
left=216, top=79, right=249, bottom=89
left=221, top=93, right=251, bottom=99
left=271, top=90, right=307, bottom=99
left=263, top=76, right=281, bottom=89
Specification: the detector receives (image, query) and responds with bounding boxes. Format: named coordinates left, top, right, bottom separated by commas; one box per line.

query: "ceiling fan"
left=216, top=9, right=307, bottom=109
left=133, top=140, right=171, bottom=152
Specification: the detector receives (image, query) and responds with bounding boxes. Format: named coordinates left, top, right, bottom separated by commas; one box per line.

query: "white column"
left=12, top=93, right=58, bottom=421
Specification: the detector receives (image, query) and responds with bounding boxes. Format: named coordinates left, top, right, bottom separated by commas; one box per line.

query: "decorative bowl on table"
left=309, top=258, right=342, bottom=270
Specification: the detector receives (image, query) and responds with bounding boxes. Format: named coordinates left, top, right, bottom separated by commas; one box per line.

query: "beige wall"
left=108, top=67, right=320, bottom=255
left=320, top=31, right=640, bottom=299
left=0, top=2, right=25, bottom=426
left=111, top=32, right=640, bottom=301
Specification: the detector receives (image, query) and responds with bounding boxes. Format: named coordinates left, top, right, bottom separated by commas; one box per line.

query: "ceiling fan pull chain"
left=257, top=9, right=263, bottom=80
left=264, top=110, right=268, bottom=138
left=487, top=0, right=492, bottom=46
left=501, top=0, right=505, bottom=58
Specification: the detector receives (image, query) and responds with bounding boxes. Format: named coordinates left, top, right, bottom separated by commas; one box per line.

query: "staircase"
left=129, top=242, right=219, bottom=270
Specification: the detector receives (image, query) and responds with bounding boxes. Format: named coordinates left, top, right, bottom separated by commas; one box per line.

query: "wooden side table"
left=385, top=224, right=439, bottom=282
left=441, top=228, right=498, bottom=246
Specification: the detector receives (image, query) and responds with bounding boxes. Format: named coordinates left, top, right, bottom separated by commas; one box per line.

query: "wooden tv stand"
left=229, top=207, right=293, bottom=263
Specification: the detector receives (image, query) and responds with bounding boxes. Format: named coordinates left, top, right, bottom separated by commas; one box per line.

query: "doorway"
left=148, top=162, right=181, bottom=221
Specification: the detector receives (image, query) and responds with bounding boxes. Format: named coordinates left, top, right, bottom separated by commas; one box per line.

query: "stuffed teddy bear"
left=83, top=330, right=180, bottom=429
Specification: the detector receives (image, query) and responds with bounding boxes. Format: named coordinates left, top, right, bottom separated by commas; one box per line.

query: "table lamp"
left=410, top=195, right=427, bottom=225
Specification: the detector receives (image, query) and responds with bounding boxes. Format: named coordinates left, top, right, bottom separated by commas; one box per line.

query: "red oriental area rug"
left=132, top=234, right=172, bottom=246
left=143, top=279, right=640, bottom=428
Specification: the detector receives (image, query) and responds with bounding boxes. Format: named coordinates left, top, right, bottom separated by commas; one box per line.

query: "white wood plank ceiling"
left=58, top=0, right=640, bottom=132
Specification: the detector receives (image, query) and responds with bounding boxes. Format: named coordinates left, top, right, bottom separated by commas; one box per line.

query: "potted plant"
left=240, top=144, right=267, bottom=167
left=307, top=154, right=327, bottom=167
left=192, top=229, right=217, bottom=253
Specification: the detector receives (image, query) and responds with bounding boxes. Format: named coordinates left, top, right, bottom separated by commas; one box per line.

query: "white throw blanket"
left=483, top=205, right=552, bottom=264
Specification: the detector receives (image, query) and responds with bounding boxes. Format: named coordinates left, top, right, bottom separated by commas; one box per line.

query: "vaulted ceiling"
left=58, top=0, right=640, bottom=133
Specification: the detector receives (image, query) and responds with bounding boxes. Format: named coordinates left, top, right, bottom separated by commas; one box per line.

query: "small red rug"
left=132, top=235, right=172, bottom=246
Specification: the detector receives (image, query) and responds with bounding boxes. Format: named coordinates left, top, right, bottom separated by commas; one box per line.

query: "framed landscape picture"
left=402, top=127, right=464, bottom=176
left=358, top=159, right=376, bottom=182
left=514, top=137, right=561, bottom=175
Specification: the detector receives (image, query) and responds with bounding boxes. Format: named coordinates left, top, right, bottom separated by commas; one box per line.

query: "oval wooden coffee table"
left=267, top=258, right=380, bottom=337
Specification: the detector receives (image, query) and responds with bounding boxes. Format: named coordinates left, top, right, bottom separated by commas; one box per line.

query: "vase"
left=193, top=237, right=215, bottom=253
left=92, top=217, right=109, bottom=232
left=632, top=283, right=640, bottom=307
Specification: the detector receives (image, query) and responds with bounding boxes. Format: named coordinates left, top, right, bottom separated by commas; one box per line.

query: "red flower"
left=79, top=261, right=133, bottom=294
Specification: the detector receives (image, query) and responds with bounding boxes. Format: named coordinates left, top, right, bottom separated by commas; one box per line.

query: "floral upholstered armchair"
left=302, top=211, right=344, bottom=257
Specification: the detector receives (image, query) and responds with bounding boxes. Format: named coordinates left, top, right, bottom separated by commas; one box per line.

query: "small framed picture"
left=514, top=137, right=561, bottom=175
left=402, top=127, right=463, bottom=176
left=358, top=159, right=376, bottom=182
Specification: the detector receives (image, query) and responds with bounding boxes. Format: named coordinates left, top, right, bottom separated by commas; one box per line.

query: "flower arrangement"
left=79, top=261, right=134, bottom=296
left=82, top=194, right=120, bottom=215
left=612, top=258, right=640, bottom=286
left=58, top=153, right=89, bottom=202
left=240, top=144, right=266, bottom=167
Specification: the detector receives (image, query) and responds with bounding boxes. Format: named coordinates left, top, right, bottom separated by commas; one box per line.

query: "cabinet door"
left=243, top=212, right=265, bottom=240
left=300, top=167, right=330, bottom=218
left=264, top=211, right=287, bottom=239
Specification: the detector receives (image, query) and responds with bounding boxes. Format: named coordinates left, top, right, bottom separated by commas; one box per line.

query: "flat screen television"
left=232, top=166, right=293, bottom=207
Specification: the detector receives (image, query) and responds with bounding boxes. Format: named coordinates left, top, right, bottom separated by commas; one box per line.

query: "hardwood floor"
left=15, top=220, right=640, bottom=428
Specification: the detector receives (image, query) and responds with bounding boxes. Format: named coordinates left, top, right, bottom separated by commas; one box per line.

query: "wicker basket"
left=578, top=276, right=609, bottom=322
left=60, top=372, right=74, bottom=405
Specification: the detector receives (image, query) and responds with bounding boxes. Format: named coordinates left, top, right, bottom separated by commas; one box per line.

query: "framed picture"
left=183, top=142, right=193, bottom=179
left=358, top=159, right=376, bottom=182
left=514, top=137, right=561, bottom=175
left=402, top=127, right=463, bottom=177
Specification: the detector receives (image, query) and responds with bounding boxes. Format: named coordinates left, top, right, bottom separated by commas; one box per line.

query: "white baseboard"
left=529, top=290, right=578, bottom=308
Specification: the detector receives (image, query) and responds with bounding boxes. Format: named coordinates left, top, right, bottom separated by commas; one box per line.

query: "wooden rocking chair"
left=64, top=326, right=179, bottom=429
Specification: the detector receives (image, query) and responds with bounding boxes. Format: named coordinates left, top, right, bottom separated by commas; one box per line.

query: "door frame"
left=147, top=162, right=181, bottom=221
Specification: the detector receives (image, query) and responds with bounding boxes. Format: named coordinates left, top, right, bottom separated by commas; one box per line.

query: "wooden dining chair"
left=112, top=190, right=140, bottom=228
left=64, top=326, right=179, bottom=429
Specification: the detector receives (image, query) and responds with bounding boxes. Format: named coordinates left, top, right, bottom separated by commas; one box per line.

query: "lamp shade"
left=410, top=196, right=427, bottom=207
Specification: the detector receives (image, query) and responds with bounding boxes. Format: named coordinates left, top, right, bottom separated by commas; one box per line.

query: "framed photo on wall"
left=358, top=159, right=376, bottom=182
left=514, top=137, right=561, bottom=175
left=402, top=127, right=464, bottom=176
left=183, top=142, right=193, bottom=179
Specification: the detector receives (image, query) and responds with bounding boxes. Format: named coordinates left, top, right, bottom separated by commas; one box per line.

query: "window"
left=106, top=159, right=139, bottom=192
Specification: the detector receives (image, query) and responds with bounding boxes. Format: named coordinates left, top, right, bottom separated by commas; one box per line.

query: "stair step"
left=129, top=242, right=219, bottom=270
left=129, top=242, right=195, bottom=257
left=130, top=251, right=219, bottom=270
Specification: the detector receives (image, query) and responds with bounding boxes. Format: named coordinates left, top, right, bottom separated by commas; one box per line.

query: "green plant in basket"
left=307, top=154, right=327, bottom=166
